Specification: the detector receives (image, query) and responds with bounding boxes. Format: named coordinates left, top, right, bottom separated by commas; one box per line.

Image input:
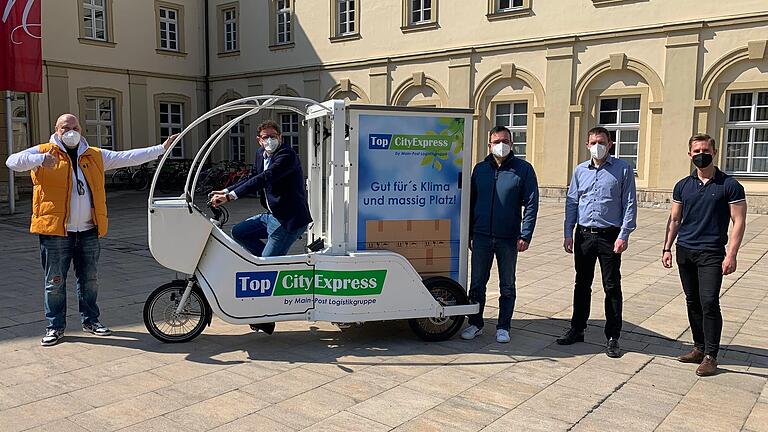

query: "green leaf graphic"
left=434, top=160, right=443, bottom=170
left=421, top=155, right=434, bottom=166
left=454, top=157, right=463, bottom=166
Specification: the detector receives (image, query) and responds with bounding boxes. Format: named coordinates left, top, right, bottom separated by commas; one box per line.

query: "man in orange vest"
left=5, top=113, right=177, bottom=346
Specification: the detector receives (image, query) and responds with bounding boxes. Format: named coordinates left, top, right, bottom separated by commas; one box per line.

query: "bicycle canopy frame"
left=148, top=95, right=333, bottom=207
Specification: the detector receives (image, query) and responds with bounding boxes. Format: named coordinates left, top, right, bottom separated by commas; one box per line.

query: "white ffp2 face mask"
left=590, top=143, right=608, bottom=160
left=61, top=130, right=81, bottom=149
left=491, top=142, right=511, bottom=158
left=263, top=137, right=280, bottom=153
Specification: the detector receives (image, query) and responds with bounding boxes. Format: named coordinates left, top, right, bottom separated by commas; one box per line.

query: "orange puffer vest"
left=30, top=143, right=108, bottom=237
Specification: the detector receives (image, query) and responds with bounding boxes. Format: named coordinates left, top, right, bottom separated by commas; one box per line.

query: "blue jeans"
left=468, top=234, right=518, bottom=331
left=231, top=213, right=307, bottom=257
left=39, top=229, right=101, bottom=330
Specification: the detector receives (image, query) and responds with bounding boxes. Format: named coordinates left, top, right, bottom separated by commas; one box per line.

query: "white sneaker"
left=461, top=325, right=483, bottom=340
left=496, top=329, right=510, bottom=343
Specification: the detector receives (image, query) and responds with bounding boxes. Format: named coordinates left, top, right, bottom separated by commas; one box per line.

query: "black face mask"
left=692, top=153, right=713, bottom=169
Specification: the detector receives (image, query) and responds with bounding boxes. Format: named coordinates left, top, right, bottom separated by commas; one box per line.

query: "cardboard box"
left=365, top=219, right=454, bottom=277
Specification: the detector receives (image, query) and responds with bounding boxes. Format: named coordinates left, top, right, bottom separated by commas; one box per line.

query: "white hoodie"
left=5, top=135, right=165, bottom=232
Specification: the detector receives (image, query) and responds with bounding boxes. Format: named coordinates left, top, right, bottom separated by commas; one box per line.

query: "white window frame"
left=725, top=90, right=768, bottom=175
left=83, top=0, right=107, bottom=41
left=84, top=96, right=116, bottom=151
left=223, top=7, right=238, bottom=52
left=280, top=112, right=300, bottom=154
left=276, top=0, right=292, bottom=45
left=493, top=101, right=529, bottom=160
left=497, top=0, right=524, bottom=12
left=597, top=96, right=641, bottom=170
left=337, top=0, right=356, bottom=36
left=410, top=0, right=433, bottom=24
left=159, top=7, right=179, bottom=51
left=160, top=102, right=184, bottom=158
left=228, top=116, right=246, bottom=162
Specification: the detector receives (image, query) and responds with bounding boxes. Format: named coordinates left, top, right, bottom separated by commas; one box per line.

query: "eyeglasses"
left=259, top=134, right=279, bottom=140
left=76, top=179, right=85, bottom=196
left=490, top=140, right=511, bottom=145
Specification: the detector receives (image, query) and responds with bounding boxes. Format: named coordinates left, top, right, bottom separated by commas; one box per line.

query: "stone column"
left=448, top=56, right=472, bottom=109
left=369, top=64, right=389, bottom=105
left=541, top=42, right=575, bottom=187
left=658, top=29, right=700, bottom=187
left=128, top=74, right=149, bottom=150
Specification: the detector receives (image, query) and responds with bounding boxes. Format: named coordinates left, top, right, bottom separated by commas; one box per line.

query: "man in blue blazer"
left=210, top=120, right=312, bottom=257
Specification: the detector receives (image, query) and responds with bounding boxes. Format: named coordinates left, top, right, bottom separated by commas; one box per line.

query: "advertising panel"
left=350, top=108, right=473, bottom=286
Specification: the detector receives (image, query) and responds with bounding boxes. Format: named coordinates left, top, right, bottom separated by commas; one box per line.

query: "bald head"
left=54, top=114, right=81, bottom=137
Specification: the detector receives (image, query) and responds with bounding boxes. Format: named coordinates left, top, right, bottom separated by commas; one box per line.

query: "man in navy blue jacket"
left=461, top=125, right=539, bottom=343
left=210, top=120, right=312, bottom=257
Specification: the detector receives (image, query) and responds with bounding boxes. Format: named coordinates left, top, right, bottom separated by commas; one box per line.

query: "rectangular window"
left=83, top=0, right=107, bottom=40
left=223, top=7, right=238, bottom=52
left=410, top=0, right=432, bottom=24
left=276, top=0, right=292, bottom=44
left=725, top=90, right=768, bottom=174
left=159, top=7, right=179, bottom=51
left=228, top=117, right=246, bottom=162
left=338, top=0, right=356, bottom=35
left=280, top=113, right=300, bottom=154
left=494, top=102, right=528, bottom=159
left=84, top=96, right=115, bottom=150
left=598, top=96, right=640, bottom=170
left=497, top=0, right=524, bottom=11
left=160, top=102, right=184, bottom=158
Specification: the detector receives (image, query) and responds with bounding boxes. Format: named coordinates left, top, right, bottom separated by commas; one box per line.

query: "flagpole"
left=5, top=91, right=14, bottom=215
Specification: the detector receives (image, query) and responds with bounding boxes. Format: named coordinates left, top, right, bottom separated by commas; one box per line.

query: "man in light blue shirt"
left=558, top=126, right=637, bottom=358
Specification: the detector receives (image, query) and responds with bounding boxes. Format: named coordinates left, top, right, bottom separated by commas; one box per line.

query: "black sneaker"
left=82, top=321, right=112, bottom=336
left=41, top=328, right=64, bottom=346
left=249, top=323, right=276, bottom=335
left=556, top=328, right=584, bottom=345
left=606, top=337, right=621, bottom=358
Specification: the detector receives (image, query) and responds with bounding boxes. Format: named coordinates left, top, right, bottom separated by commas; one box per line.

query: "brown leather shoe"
left=678, top=347, right=705, bottom=364
left=696, top=355, right=718, bottom=377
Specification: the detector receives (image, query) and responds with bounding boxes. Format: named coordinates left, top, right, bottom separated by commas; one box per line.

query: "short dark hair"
left=488, top=125, right=511, bottom=142
left=258, top=120, right=281, bottom=135
left=587, top=126, right=611, bottom=141
left=688, top=133, right=716, bottom=151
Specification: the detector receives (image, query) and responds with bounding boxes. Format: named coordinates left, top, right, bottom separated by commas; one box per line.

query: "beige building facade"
left=3, top=0, right=768, bottom=210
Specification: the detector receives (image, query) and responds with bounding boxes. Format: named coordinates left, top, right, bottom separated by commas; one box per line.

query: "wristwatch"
left=662, top=248, right=672, bottom=254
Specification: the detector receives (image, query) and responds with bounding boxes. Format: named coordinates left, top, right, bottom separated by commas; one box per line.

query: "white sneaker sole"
left=461, top=329, right=483, bottom=340
left=41, top=336, right=62, bottom=346
left=82, top=328, right=112, bottom=336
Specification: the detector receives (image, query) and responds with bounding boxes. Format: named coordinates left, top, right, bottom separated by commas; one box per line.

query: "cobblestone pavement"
left=0, top=191, right=766, bottom=432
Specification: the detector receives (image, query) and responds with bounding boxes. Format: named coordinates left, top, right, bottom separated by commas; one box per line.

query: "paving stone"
left=480, top=407, right=571, bottom=432
left=347, top=385, right=445, bottom=427
left=299, top=411, right=390, bottom=432
left=209, top=413, right=296, bottom=432
left=164, top=390, right=271, bottom=431
left=259, top=387, right=357, bottom=430
left=240, top=366, right=336, bottom=404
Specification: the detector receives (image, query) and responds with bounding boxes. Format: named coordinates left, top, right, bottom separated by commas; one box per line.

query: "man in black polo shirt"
left=662, top=133, right=747, bottom=376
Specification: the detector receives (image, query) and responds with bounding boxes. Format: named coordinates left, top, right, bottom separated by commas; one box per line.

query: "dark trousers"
left=676, top=245, right=725, bottom=357
left=571, top=227, right=623, bottom=339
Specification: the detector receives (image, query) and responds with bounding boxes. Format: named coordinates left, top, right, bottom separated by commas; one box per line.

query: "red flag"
left=0, top=0, right=41, bottom=92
